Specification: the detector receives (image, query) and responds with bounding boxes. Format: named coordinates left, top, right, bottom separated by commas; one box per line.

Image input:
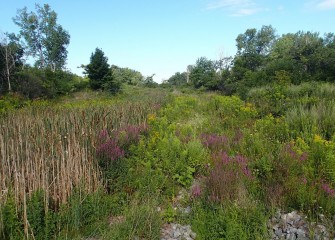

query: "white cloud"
left=231, top=8, right=263, bottom=16
left=316, top=0, right=335, bottom=9
left=207, top=0, right=253, bottom=10
left=206, top=0, right=265, bottom=16
left=306, top=0, right=335, bottom=10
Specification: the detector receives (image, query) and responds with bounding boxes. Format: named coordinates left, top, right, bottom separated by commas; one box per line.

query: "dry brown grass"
left=0, top=91, right=167, bottom=234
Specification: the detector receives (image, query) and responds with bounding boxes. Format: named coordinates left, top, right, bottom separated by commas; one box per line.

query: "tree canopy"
left=167, top=25, right=335, bottom=97
left=84, top=48, right=110, bottom=90
left=13, top=4, right=70, bottom=71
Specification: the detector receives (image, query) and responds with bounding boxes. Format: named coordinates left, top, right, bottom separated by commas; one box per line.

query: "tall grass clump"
left=103, top=199, right=162, bottom=239
left=286, top=100, right=335, bottom=140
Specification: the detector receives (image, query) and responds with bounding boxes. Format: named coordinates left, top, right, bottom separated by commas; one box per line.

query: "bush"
left=192, top=202, right=268, bottom=240
left=104, top=200, right=162, bottom=239
left=13, top=68, right=85, bottom=99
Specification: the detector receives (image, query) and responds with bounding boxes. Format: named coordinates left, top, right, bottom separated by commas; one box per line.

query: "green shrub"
left=1, top=194, right=24, bottom=240
left=104, top=200, right=162, bottom=239
left=286, top=100, right=335, bottom=140
left=192, top=202, right=268, bottom=240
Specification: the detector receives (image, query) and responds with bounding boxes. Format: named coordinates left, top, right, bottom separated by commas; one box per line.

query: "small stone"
left=316, top=224, right=327, bottom=233
left=273, top=224, right=280, bottom=230
left=275, top=228, right=283, bottom=237
left=190, top=231, right=197, bottom=239
left=287, top=212, right=294, bottom=219
left=286, top=233, right=297, bottom=240
left=173, top=230, right=181, bottom=238
left=183, top=206, right=192, bottom=214
left=296, top=228, right=306, bottom=237
left=275, top=209, right=282, bottom=219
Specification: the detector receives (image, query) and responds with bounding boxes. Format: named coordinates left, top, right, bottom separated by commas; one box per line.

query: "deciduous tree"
left=13, top=4, right=70, bottom=70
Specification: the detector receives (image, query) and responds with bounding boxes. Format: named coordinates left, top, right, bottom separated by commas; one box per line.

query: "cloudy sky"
left=1, top=0, right=334, bottom=82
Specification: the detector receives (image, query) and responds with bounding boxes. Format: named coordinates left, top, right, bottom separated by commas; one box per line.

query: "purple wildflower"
left=321, top=183, right=335, bottom=198
left=191, top=184, right=202, bottom=198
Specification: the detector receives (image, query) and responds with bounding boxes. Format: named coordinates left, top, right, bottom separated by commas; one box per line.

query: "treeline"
left=0, top=4, right=154, bottom=100
left=165, top=25, right=335, bottom=98
left=83, top=47, right=158, bottom=94
left=0, top=4, right=78, bottom=98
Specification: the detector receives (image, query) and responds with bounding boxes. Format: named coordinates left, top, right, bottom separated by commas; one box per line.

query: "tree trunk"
left=5, top=46, right=12, bottom=92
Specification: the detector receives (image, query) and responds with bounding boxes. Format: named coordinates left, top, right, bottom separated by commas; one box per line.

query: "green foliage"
left=1, top=194, right=23, bottom=240
left=14, top=67, right=86, bottom=99
left=104, top=200, right=162, bottom=240
left=0, top=93, right=29, bottom=114
left=143, top=74, right=159, bottom=88
left=170, top=26, right=335, bottom=96
left=207, top=95, right=257, bottom=129
left=85, top=48, right=110, bottom=90
left=102, top=69, right=122, bottom=94
left=111, top=65, right=144, bottom=86
left=13, top=4, right=70, bottom=70
left=286, top=100, right=335, bottom=140
left=167, top=71, right=188, bottom=86
left=162, top=204, right=177, bottom=223
left=0, top=33, right=24, bottom=93
left=1, top=189, right=115, bottom=240
left=192, top=202, right=268, bottom=240
left=190, top=57, right=219, bottom=90
left=2, top=79, right=335, bottom=239
left=27, top=190, right=46, bottom=239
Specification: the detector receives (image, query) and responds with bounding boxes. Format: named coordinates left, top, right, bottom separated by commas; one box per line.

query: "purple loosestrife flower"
left=111, top=123, right=148, bottom=149
left=191, top=184, right=202, bottom=198
left=97, top=124, right=147, bottom=163
left=97, top=139, right=125, bottom=161
left=299, top=152, right=308, bottom=162
left=321, top=183, right=335, bottom=198
left=201, top=133, right=229, bottom=152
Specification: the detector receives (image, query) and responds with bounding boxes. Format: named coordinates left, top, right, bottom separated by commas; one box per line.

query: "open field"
left=1, top=83, right=335, bottom=239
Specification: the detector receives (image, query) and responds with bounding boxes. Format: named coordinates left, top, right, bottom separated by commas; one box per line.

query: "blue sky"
left=1, top=0, right=334, bottom=83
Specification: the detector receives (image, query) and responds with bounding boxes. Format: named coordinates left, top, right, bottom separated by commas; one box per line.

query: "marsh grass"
left=0, top=90, right=167, bottom=239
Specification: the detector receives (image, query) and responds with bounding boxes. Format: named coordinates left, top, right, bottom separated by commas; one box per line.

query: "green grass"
left=1, top=83, right=335, bottom=239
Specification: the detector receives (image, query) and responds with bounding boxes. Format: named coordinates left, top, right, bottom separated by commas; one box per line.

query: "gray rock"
left=181, top=206, right=192, bottom=214
left=190, top=231, right=197, bottom=239
left=275, top=228, right=283, bottom=237
left=273, top=224, right=280, bottom=230
left=173, top=230, right=181, bottom=238
left=316, top=224, right=327, bottom=233
left=296, top=237, right=309, bottom=240
left=296, top=228, right=306, bottom=237
left=286, top=233, right=297, bottom=240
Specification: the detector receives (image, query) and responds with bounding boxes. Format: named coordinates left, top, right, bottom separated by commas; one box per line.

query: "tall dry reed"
left=0, top=93, right=166, bottom=235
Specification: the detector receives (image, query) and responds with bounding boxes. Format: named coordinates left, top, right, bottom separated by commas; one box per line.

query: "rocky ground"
left=160, top=223, right=196, bottom=240
left=269, top=210, right=334, bottom=240
left=88, top=188, right=334, bottom=240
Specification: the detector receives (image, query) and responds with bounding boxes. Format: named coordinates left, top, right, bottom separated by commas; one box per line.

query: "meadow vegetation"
left=1, top=81, right=335, bottom=239
left=1, top=6, right=335, bottom=238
